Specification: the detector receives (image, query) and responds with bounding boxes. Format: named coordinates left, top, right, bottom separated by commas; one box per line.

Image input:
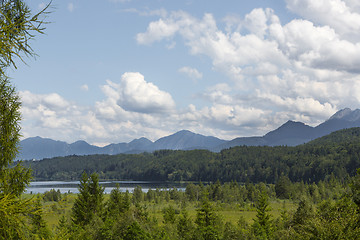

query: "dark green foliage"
left=351, top=168, right=360, bottom=209
left=27, top=169, right=360, bottom=239
left=162, top=205, right=177, bottom=224
left=105, top=184, right=130, bottom=218
left=123, top=221, right=150, bottom=240
left=292, top=199, right=313, bottom=226
left=43, top=189, right=62, bottom=202
left=252, top=192, right=273, bottom=239
left=25, top=128, right=360, bottom=184
left=185, top=183, right=200, bottom=201
left=132, top=185, right=143, bottom=204
left=71, top=172, right=105, bottom=226
left=177, top=210, right=195, bottom=240
left=291, top=197, right=360, bottom=239
left=275, top=175, right=292, bottom=199
left=30, top=195, right=52, bottom=239
left=195, top=198, right=222, bottom=240
left=0, top=77, right=32, bottom=197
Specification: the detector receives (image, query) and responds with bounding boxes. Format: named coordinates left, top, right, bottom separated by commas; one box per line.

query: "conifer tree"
left=252, top=192, right=273, bottom=239
left=71, top=172, right=105, bottom=226
left=195, top=197, right=222, bottom=240
left=0, top=1, right=49, bottom=238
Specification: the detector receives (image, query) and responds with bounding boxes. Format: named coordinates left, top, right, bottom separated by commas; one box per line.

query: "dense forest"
left=25, top=128, right=360, bottom=183
left=31, top=170, right=360, bottom=239
left=3, top=1, right=360, bottom=239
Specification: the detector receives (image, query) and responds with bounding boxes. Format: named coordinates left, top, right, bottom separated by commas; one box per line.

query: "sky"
left=9, top=0, right=360, bottom=146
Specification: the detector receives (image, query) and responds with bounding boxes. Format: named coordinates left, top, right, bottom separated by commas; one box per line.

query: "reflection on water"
left=26, top=181, right=187, bottom=194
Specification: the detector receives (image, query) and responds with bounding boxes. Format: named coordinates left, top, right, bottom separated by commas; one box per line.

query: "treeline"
left=25, top=128, right=360, bottom=183
left=39, top=170, right=360, bottom=239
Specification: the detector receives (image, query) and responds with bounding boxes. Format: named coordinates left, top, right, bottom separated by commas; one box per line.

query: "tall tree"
left=275, top=175, right=292, bottom=199
left=0, top=1, right=49, bottom=239
left=71, top=172, right=105, bottom=227
left=252, top=192, right=273, bottom=239
left=195, top=198, right=222, bottom=240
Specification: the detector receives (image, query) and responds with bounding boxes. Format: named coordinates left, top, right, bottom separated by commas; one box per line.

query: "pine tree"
left=252, top=192, right=273, bottom=239
left=71, top=172, right=105, bottom=226
left=105, top=184, right=130, bottom=217
left=30, top=195, right=51, bottom=239
left=177, top=210, right=195, bottom=240
left=275, top=175, right=292, bottom=199
left=195, top=198, right=222, bottom=240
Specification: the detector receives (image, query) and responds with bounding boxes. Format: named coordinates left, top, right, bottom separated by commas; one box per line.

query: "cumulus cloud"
left=178, top=66, right=203, bottom=80
left=20, top=91, right=75, bottom=137
left=137, top=4, right=360, bottom=117
left=285, top=0, right=360, bottom=40
left=20, top=75, right=274, bottom=145
left=19, top=2, right=360, bottom=144
left=115, top=72, right=176, bottom=113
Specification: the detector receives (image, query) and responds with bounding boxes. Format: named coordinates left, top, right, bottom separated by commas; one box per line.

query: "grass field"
left=28, top=192, right=296, bottom=230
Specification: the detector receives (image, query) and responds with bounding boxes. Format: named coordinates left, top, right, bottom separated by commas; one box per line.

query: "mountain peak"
left=129, top=137, right=153, bottom=145
left=329, top=108, right=352, bottom=120
left=153, top=129, right=225, bottom=150
left=329, top=108, right=360, bottom=122
left=174, top=129, right=194, bottom=135
left=70, top=140, right=91, bottom=147
left=264, top=120, right=314, bottom=145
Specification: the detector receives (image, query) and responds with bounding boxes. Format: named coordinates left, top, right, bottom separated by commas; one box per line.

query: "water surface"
left=26, top=181, right=187, bottom=194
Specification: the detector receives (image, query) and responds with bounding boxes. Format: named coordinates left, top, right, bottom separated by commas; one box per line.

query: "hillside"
left=24, top=127, right=360, bottom=183
left=19, top=108, right=360, bottom=160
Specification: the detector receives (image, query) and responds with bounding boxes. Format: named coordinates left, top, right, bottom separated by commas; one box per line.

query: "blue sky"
left=10, top=0, right=360, bottom=145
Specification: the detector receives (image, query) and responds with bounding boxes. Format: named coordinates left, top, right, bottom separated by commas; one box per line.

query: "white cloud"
left=115, top=72, right=176, bottom=114
left=136, top=16, right=181, bottom=45
left=135, top=5, right=360, bottom=133
left=19, top=3, right=360, bottom=144
left=21, top=91, right=69, bottom=110
left=285, top=0, right=360, bottom=40
left=178, top=66, right=203, bottom=80
left=243, top=8, right=271, bottom=38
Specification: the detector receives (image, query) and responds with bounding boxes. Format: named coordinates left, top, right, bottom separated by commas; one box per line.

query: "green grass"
left=23, top=192, right=297, bottom=230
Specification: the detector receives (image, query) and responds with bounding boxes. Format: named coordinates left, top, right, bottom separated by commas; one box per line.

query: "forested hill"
left=24, top=128, right=360, bottom=183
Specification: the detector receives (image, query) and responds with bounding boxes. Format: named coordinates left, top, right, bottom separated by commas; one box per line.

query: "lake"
left=26, top=181, right=188, bottom=194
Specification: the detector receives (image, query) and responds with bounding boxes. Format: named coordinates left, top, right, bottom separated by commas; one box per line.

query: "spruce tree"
left=252, top=192, right=273, bottom=239
left=71, top=172, right=105, bottom=226
left=195, top=197, right=222, bottom=240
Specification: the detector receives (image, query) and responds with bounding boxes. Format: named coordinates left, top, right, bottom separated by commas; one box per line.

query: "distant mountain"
left=20, top=137, right=69, bottom=160
left=18, top=108, right=360, bottom=160
left=18, top=130, right=225, bottom=160
left=213, top=108, right=360, bottom=151
left=102, top=137, right=153, bottom=155
left=315, top=108, right=360, bottom=137
left=152, top=130, right=226, bottom=150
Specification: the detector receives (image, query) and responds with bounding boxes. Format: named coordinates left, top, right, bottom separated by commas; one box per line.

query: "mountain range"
left=18, top=108, right=360, bottom=160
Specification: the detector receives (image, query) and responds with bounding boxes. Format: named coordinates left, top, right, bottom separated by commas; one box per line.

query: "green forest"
left=1, top=1, right=360, bottom=239
left=18, top=170, right=360, bottom=239
left=25, top=127, right=360, bottom=183
left=14, top=127, right=360, bottom=239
